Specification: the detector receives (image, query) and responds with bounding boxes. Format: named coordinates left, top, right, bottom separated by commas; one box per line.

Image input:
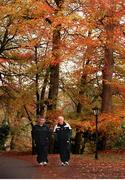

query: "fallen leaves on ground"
left=1, top=150, right=125, bottom=179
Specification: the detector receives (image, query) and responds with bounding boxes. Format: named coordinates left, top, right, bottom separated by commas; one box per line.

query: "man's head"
left=57, top=116, right=64, bottom=125
left=37, top=116, right=46, bottom=125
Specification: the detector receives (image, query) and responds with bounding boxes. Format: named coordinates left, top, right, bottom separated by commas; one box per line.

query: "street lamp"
left=92, top=107, right=100, bottom=159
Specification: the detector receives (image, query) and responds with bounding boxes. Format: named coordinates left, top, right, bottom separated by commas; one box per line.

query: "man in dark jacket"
left=32, top=116, right=50, bottom=166
left=54, top=116, right=72, bottom=166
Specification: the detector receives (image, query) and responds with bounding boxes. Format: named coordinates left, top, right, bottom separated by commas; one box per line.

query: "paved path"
left=1, top=152, right=125, bottom=179
left=0, top=156, right=41, bottom=179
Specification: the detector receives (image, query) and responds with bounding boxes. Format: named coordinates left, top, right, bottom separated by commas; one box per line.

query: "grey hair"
left=58, top=116, right=64, bottom=120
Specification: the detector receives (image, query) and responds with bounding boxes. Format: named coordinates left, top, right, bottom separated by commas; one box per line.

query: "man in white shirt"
left=54, top=116, right=72, bottom=166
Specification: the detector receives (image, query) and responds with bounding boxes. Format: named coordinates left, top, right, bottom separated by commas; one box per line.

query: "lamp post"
left=93, top=107, right=100, bottom=159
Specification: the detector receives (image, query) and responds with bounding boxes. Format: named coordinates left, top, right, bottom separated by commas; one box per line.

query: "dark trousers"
left=36, top=144, right=49, bottom=163
left=59, top=141, right=70, bottom=163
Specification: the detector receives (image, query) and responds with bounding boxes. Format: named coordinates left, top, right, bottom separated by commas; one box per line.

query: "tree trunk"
left=76, top=32, right=91, bottom=114
left=34, top=46, right=40, bottom=116
left=102, top=47, right=113, bottom=113
left=101, top=23, right=114, bottom=113
left=76, top=74, right=87, bottom=113
left=39, top=68, right=49, bottom=115
left=47, top=0, right=63, bottom=110
left=48, top=65, right=60, bottom=110
left=76, top=59, right=90, bottom=113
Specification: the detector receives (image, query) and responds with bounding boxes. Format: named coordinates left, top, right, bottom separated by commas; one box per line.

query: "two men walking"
left=32, top=115, right=72, bottom=166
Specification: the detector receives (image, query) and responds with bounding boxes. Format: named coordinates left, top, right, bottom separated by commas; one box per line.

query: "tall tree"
left=101, top=2, right=114, bottom=113
left=47, top=0, right=64, bottom=111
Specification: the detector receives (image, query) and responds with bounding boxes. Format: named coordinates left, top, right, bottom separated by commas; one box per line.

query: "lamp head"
left=92, top=107, right=100, bottom=116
